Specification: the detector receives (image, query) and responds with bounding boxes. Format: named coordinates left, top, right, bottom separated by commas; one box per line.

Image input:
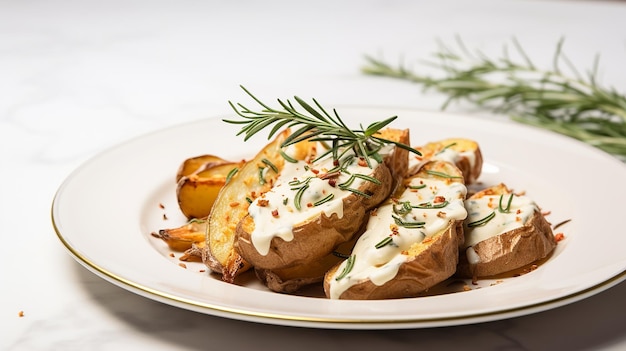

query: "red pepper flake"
left=169, top=253, right=175, bottom=258
left=433, top=196, right=446, bottom=203
left=158, top=203, right=165, bottom=209
left=199, top=269, right=206, bottom=273
left=150, top=232, right=160, bottom=238
left=179, top=263, right=187, bottom=269
left=162, top=213, right=168, bottom=220
left=311, top=168, right=320, bottom=174
left=328, top=178, right=337, bottom=187
left=18, top=311, right=24, bottom=317
left=306, top=202, right=313, bottom=208
left=257, top=199, right=269, bottom=207
left=271, top=209, right=280, bottom=218
left=517, top=209, right=522, bottom=214
left=554, top=233, right=565, bottom=243
left=358, top=157, right=367, bottom=167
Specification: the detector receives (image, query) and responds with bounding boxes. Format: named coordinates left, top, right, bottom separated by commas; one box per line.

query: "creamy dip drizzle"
left=463, top=193, right=538, bottom=265
left=328, top=175, right=468, bottom=299
left=408, top=146, right=476, bottom=175
left=247, top=143, right=393, bottom=256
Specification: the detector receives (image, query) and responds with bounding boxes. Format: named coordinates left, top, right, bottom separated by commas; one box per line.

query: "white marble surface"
left=2, top=0, right=626, bottom=349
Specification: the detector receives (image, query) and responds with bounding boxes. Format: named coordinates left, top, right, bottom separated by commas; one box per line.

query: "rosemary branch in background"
left=362, top=38, right=626, bottom=160
left=225, top=85, right=419, bottom=167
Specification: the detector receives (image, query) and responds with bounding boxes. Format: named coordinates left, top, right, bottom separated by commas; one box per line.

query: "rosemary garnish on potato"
left=225, top=85, right=420, bottom=167
left=467, top=211, right=496, bottom=227
left=498, top=193, right=514, bottom=213
left=362, top=38, right=626, bottom=161
left=335, top=255, right=356, bottom=281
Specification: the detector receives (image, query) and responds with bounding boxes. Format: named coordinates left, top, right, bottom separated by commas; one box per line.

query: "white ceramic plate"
left=51, top=107, right=626, bottom=329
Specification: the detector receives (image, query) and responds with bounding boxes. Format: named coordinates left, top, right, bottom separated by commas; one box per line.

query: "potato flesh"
left=177, top=161, right=244, bottom=219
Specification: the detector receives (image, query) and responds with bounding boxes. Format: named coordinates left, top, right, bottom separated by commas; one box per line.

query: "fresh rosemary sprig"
left=225, top=85, right=420, bottom=167
left=362, top=38, right=626, bottom=161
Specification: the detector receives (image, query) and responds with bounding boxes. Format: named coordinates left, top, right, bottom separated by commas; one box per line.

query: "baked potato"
left=456, top=183, right=557, bottom=279
left=323, top=160, right=468, bottom=300
left=234, top=128, right=410, bottom=281
left=411, top=138, right=483, bottom=185
left=177, top=160, right=245, bottom=219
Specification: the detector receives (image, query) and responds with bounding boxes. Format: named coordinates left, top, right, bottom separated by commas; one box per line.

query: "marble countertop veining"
left=2, top=1, right=626, bottom=350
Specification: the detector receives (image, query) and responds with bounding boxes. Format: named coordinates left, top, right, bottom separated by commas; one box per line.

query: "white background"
left=2, top=1, right=626, bottom=350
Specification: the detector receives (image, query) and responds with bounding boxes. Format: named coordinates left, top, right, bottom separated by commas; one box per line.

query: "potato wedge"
left=155, top=218, right=207, bottom=252
left=411, top=138, right=483, bottom=185
left=176, top=154, right=232, bottom=183
left=177, top=161, right=244, bottom=219
left=323, top=160, right=468, bottom=300
left=204, top=129, right=297, bottom=282
left=456, top=183, right=556, bottom=279
left=235, top=128, right=410, bottom=279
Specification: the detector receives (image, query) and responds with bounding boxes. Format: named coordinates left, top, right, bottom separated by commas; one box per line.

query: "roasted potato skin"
left=254, top=228, right=361, bottom=294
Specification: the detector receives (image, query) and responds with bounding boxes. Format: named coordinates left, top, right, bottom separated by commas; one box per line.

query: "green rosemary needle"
left=467, top=211, right=496, bottom=227
left=362, top=37, right=626, bottom=161
left=498, top=193, right=514, bottom=213
left=375, top=236, right=394, bottom=249
left=425, top=170, right=463, bottom=179
left=335, top=255, right=356, bottom=281
left=225, top=85, right=420, bottom=167
left=313, top=193, right=335, bottom=206
left=225, top=167, right=239, bottom=185
left=392, top=215, right=426, bottom=229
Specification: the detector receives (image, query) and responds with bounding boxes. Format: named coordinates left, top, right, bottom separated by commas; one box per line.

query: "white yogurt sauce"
left=408, top=146, right=476, bottom=175
left=463, top=193, right=538, bottom=249
left=247, top=143, right=393, bottom=256
left=328, top=175, right=468, bottom=299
